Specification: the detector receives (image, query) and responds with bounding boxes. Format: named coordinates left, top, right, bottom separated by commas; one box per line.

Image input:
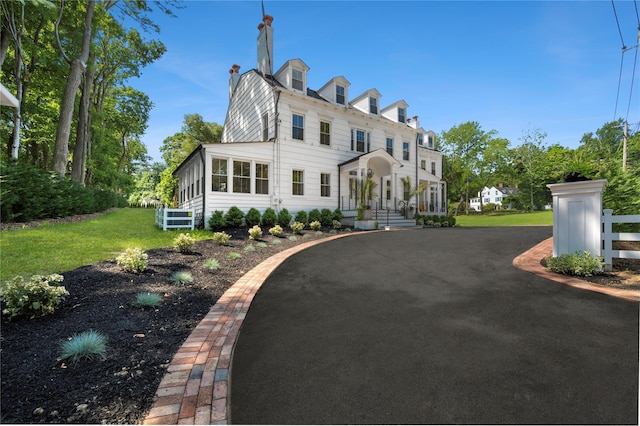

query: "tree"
left=513, top=128, right=548, bottom=210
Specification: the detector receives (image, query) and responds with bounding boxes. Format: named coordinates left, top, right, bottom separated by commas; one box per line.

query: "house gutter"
left=198, top=144, right=206, bottom=228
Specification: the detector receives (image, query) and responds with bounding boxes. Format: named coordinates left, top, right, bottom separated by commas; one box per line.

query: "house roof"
left=338, top=148, right=401, bottom=168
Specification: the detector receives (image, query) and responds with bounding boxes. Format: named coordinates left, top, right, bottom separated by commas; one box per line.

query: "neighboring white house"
left=173, top=14, right=446, bottom=227
left=469, top=184, right=520, bottom=211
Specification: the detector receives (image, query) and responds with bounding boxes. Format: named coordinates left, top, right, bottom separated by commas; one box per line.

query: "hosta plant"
left=0, top=274, right=68, bottom=319
left=212, top=231, right=231, bottom=245
left=60, top=330, right=108, bottom=364
left=248, top=225, right=263, bottom=240
left=116, top=248, right=148, bottom=273
left=173, top=233, right=195, bottom=253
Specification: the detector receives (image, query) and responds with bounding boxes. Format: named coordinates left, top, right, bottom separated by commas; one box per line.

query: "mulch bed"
left=0, top=225, right=338, bottom=424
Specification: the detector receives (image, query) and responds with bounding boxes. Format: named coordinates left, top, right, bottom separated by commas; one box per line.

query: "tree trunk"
left=52, top=0, right=95, bottom=175
left=71, top=53, right=95, bottom=184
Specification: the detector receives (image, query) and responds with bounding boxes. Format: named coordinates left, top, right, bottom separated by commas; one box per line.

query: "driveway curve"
left=230, top=227, right=638, bottom=424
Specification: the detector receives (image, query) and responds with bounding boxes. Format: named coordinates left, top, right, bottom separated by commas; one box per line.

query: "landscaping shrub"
left=245, top=208, right=261, bottom=227
left=332, top=208, right=344, bottom=222
left=116, top=248, right=148, bottom=273
left=212, top=231, right=231, bottom=245
left=308, top=209, right=321, bottom=224
left=294, top=210, right=308, bottom=225
left=248, top=225, right=263, bottom=240
left=244, top=244, right=256, bottom=252
left=0, top=274, right=68, bottom=319
left=262, top=208, right=277, bottom=227
left=134, top=292, right=163, bottom=308
left=277, top=208, right=292, bottom=227
left=269, top=224, right=283, bottom=237
left=59, top=330, right=108, bottom=364
left=332, top=220, right=342, bottom=230
left=309, top=220, right=321, bottom=231
left=320, top=208, right=333, bottom=227
left=547, top=251, right=604, bottom=277
left=172, top=233, right=195, bottom=253
left=170, top=271, right=193, bottom=284
left=224, top=206, right=244, bottom=227
left=208, top=210, right=226, bottom=230
left=228, top=252, right=242, bottom=260
left=291, top=221, right=305, bottom=234
left=203, top=258, right=221, bottom=270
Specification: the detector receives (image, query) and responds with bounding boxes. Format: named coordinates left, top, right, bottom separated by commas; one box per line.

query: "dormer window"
left=398, top=107, right=406, bottom=124
left=418, top=133, right=424, bottom=146
left=369, top=97, right=378, bottom=114
left=336, top=85, right=345, bottom=105
left=428, top=134, right=434, bottom=148
left=292, top=68, right=304, bottom=91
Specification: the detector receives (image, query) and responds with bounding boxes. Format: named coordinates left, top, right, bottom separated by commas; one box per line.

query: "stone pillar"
left=546, top=180, right=607, bottom=257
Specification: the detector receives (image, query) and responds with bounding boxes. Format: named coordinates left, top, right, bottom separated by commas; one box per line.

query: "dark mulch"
left=0, top=226, right=338, bottom=424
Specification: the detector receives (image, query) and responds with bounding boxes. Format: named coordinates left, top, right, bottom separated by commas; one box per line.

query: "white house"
left=174, top=14, right=446, bottom=228
left=469, top=184, right=520, bottom=211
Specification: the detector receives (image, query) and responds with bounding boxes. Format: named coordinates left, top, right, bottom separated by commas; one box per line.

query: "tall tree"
left=513, top=128, right=547, bottom=210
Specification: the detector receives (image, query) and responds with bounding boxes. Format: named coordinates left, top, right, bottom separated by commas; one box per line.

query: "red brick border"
left=513, top=237, right=640, bottom=302
left=143, top=233, right=353, bottom=425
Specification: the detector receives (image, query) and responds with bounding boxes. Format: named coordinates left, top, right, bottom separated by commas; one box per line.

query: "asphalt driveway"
left=230, top=227, right=639, bottom=424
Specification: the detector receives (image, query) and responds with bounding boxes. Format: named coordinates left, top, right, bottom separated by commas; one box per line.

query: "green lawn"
left=0, top=208, right=211, bottom=282
left=454, top=210, right=553, bottom=227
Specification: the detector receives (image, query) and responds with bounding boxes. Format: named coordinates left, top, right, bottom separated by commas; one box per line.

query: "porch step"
left=366, top=210, right=417, bottom=227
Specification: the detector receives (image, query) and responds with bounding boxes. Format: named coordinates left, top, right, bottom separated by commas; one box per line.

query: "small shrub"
left=135, top=292, right=163, bottom=308
left=291, top=221, right=304, bottom=234
left=332, top=208, right=344, bottom=222
left=224, top=206, right=245, bottom=227
left=271, top=238, right=282, bottom=245
left=228, top=252, right=242, bottom=260
left=256, top=242, right=268, bottom=248
left=262, top=208, right=277, bottom=227
left=308, top=209, right=321, bottom=224
left=212, top=231, right=231, bottom=245
left=0, top=274, right=68, bottom=319
left=59, top=330, right=107, bottom=364
left=244, top=244, right=256, bottom=252
left=447, top=216, right=457, bottom=227
left=303, top=233, right=311, bottom=239
left=309, top=220, right=321, bottom=231
left=245, top=208, right=261, bottom=227
left=332, top=219, right=342, bottom=230
left=269, top=224, right=283, bottom=237
left=204, top=258, right=221, bottom=270
left=173, top=233, right=195, bottom=253
left=289, top=236, right=298, bottom=242
left=248, top=225, right=263, bottom=240
left=116, top=248, right=148, bottom=273
left=315, top=230, right=323, bottom=236
left=277, top=208, right=292, bottom=227
left=171, top=271, right=193, bottom=284
left=547, top=251, right=604, bottom=277
left=294, top=210, right=308, bottom=225
left=320, top=208, right=334, bottom=227
left=208, top=210, right=226, bottom=230
left=329, top=229, right=337, bottom=234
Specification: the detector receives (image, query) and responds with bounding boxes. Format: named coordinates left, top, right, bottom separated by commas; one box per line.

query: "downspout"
left=415, top=132, right=419, bottom=214
left=273, top=87, right=281, bottom=210
left=198, top=144, right=206, bottom=228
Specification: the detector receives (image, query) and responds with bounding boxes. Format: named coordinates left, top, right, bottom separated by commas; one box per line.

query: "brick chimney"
left=257, top=15, right=274, bottom=76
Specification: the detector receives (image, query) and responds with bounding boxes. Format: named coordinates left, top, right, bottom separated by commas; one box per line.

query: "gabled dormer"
left=350, top=88, right=382, bottom=116
left=381, top=100, right=409, bottom=125
left=274, top=58, right=310, bottom=93
left=317, top=76, right=350, bottom=106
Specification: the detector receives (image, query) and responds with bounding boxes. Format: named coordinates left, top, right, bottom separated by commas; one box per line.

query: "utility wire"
left=611, top=0, right=627, bottom=48
left=626, top=46, right=638, bottom=122
left=634, top=0, right=640, bottom=27
left=614, top=52, right=625, bottom=120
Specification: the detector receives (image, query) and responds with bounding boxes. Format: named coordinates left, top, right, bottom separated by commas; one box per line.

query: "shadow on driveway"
left=231, top=227, right=639, bottom=424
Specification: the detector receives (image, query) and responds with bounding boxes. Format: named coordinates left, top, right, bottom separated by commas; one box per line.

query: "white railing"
left=155, top=205, right=195, bottom=231
left=602, top=209, right=640, bottom=271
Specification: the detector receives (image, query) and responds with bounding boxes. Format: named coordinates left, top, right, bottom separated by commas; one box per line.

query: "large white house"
left=174, top=15, right=446, bottom=227
left=469, top=184, right=520, bottom=211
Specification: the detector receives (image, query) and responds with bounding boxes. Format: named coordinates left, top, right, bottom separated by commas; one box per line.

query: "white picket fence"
left=602, top=209, right=640, bottom=271
left=155, top=205, right=195, bottom=231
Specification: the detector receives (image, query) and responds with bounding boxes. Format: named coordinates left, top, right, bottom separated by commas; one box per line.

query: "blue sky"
left=131, top=1, right=640, bottom=163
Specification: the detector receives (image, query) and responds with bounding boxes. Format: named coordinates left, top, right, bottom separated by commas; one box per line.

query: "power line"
left=614, top=52, right=625, bottom=121
left=626, top=46, right=638, bottom=122
left=634, top=0, right=640, bottom=27
left=611, top=0, right=627, bottom=48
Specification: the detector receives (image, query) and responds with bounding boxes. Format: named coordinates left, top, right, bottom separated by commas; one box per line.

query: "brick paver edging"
left=143, top=232, right=355, bottom=425
left=513, top=237, right=640, bottom=302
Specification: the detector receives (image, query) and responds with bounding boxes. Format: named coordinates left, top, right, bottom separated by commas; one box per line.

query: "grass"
left=134, top=292, right=164, bottom=308
left=0, top=208, right=212, bottom=282
left=170, top=271, right=193, bottom=284
left=454, top=210, right=553, bottom=227
left=59, top=330, right=108, bottom=364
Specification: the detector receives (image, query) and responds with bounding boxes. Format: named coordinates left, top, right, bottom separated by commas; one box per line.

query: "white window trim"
left=292, top=168, right=305, bottom=196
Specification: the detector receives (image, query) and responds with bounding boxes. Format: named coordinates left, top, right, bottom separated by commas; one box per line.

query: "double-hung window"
left=320, top=121, right=331, bottom=146
left=292, top=114, right=304, bottom=140
left=420, top=160, right=426, bottom=170
left=255, top=163, right=269, bottom=194
left=369, top=97, right=378, bottom=114
left=336, top=85, right=345, bottom=105
left=428, top=134, right=434, bottom=148
left=292, top=68, right=303, bottom=91
left=292, top=170, right=304, bottom=196
left=418, top=134, right=424, bottom=146
left=211, top=158, right=227, bottom=192
left=320, top=173, right=331, bottom=197
left=431, top=161, right=436, bottom=175
left=398, top=107, right=406, bottom=124
left=233, top=160, right=250, bottom=193
left=356, top=130, right=365, bottom=152
left=386, top=137, right=393, bottom=156
left=403, top=141, right=410, bottom=161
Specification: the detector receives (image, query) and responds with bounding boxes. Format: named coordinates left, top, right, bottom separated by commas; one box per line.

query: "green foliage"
left=261, top=208, right=277, bottom=227
left=291, top=221, right=305, bottom=234
left=277, top=208, right=292, bottom=227
left=482, top=202, right=497, bottom=212
left=170, top=271, right=193, bottom=284
left=212, top=231, right=231, bottom=245
left=547, top=251, right=604, bottom=277
left=256, top=242, right=268, bottom=248
left=115, top=248, right=148, bottom=273
left=271, top=238, right=282, bottom=245
left=244, top=244, right=256, bottom=252
left=332, top=209, right=344, bottom=222
left=309, top=220, right=321, bottom=231
left=269, top=224, right=283, bottom=237
left=308, top=209, right=322, bottom=224
left=224, top=206, right=244, bottom=227
left=245, top=208, right=261, bottom=227
left=208, top=210, right=226, bottom=230
left=172, top=233, right=195, bottom=253
left=320, top=208, right=334, bottom=226
left=288, top=236, right=298, bottom=242
left=332, top=220, right=342, bottom=230
left=294, top=210, right=308, bottom=225
left=203, top=258, right=221, bottom=270
left=248, top=225, right=263, bottom=240
left=134, top=292, right=163, bottom=308
left=59, top=330, right=108, bottom=364
left=0, top=274, right=68, bottom=319
left=228, top=252, right=241, bottom=260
